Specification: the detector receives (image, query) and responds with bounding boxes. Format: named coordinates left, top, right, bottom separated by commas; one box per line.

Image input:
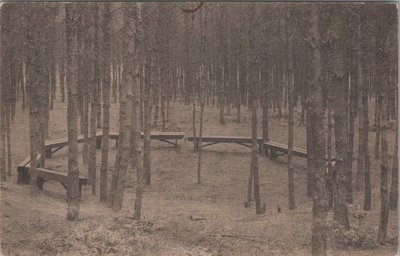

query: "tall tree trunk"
left=65, top=3, right=80, bottom=220
left=374, top=91, right=382, bottom=160
left=197, top=5, right=206, bottom=184
left=133, top=2, right=144, bottom=219
left=326, top=99, right=334, bottom=208
left=330, top=6, right=349, bottom=229
left=389, top=126, right=398, bottom=210
left=112, top=4, right=134, bottom=211
left=362, top=72, right=371, bottom=211
left=377, top=87, right=389, bottom=243
left=60, top=61, right=65, bottom=103
left=346, top=73, right=356, bottom=204
left=285, top=10, right=295, bottom=210
left=88, top=4, right=99, bottom=195
left=355, top=75, right=364, bottom=191
left=236, top=62, right=241, bottom=123
left=306, top=100, right=315, bottom=198
left=197, top=65, right=205, bottom=184
left=100, top=3, right=111, bottom=202
left=247, top=3, right=263, bottom=214
left=309, top=6, right=328, bottom=255
left=5, top=107, right=11, bottom=177
left=25, top=4, right=42, bottom=194
left=361, top=9, right=371, bottom=211
left=0, top=62, right=4, bottom=180
left=143, top=59, right=152, bottom=186
left=355, top=9, right=364, bottom=192
left=82, top=95, right=89, bottom=164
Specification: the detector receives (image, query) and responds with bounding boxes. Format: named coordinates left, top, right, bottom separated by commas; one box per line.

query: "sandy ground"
left=0, top=99, right=398, bottom=255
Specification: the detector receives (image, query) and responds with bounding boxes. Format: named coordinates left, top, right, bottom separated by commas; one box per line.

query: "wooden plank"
left=20, top=166, right=87, bottom=183
left=18, top=153, right=42, bottom=168
left=36, top=168, right=70, bottom=183
left=187, top=136, right=262, bottom=144
left=45, top=132, right=104, bottom=149
left=141, top=132, right=185, bottom=140
left=17, top=156, right=32, bottom=168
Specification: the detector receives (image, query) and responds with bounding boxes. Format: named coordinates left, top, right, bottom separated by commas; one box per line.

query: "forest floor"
left=0, top=100, right=398, bottom=256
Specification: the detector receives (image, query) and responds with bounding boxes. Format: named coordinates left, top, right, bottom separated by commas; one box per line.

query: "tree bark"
left=100, top=3, right=111, bottom=202
left=65, top=3, right=80, bottom=220
left=285, top=9, right=295, bottom=210
left=330, top=6, right=349, bottom=229
left=309, top=5, right=328, bottom=255
left=377, top=88, right=389, bottom=243
left=112, top=4, right=134, bottom=211
left=143, top=59, right=152, bottom=186
left=88, top=4, right=99, bottom=195
left=133, top=2, right=144, bottom=219
left=389, top=126, right=398, bottom=210
left=247, top=3, right=263, bottom=214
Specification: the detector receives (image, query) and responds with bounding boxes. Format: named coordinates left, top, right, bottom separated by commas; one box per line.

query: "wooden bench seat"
left=187, top=135, right=263, bottom=149
left=265, top=141, right=308, bottom=159
left=17, top=165, right=87, bottom=197
left=45, top=132, right=106, bottom=158
left=105, top=131, right=185, bottom=148
left=187, top=135, right=311, bottom=160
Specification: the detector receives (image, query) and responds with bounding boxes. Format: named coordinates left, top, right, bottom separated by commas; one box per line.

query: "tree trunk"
left=374, top=92, right=382, bottom=160
left=82, top=95, right=89, bottom=164
left=197, top=66, right=205, bottom=184
left=389, top=127, right=398, bottom=210
left=285, top=10, right=295, bottom=210
left=143, top=60, right=152, bottom=186
left=112, top=4, right=134, bottom=211
left=309, top=7, right=329, bottom=254
left=25, top=4, right=42, bottom=194
left=5, top=107, right=11, bottom=177
left=192, top=84, right=197, bottom=152
left=60, top=61, right=65, bottom=103
left=377, top=90, right=389, bottom=243
left=197, top=5, right=206, bottom=184
left=65, top=3, right=80, bottom=220
left=329, top=6, right=349, bottom=229
left=88, top=4, right=99, bottom=195
left=100, top=2, right=111, bottom=202
left=346, top=73, right=356, bottom=204
left=247, top=3, right=263, bottom=214
left=326, top=99, right=334, bottom=208
left=362, top=72, right=371, bottom=211
left=361, top=9, right=371, bottom=211
left=236, top=62, right=241, bottom=123
left=133, top=2, right=144, bottom=219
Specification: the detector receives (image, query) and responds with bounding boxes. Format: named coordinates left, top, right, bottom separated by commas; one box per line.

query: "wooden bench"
left=264, top=141, right=308, bottom=159
left=106, top=131, right=185, bottom=148
left=45, top=132, right=106, bottom=158
left=187, top=135, right=263, bottom=149
left=187, top=135, right=312, bottom=160
left=17, top=155, right=87, bottom=197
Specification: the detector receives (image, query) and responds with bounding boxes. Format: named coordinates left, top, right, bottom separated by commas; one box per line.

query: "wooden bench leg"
left=79, top=184, right=82, bottom=198
left=17, top=166, right=30, bottom=184
left=96, top=138, right=102, bottom=149
left=37, top=177, right=45, bottom=190
left=269, top=149, right=278, bottom=160
left=45, top=148, right=52, bottom=158
left=116, top=138, right=119, bottom=148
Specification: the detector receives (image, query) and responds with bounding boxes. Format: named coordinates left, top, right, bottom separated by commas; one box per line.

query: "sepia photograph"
left=0, top=1, right=398, bottom=255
